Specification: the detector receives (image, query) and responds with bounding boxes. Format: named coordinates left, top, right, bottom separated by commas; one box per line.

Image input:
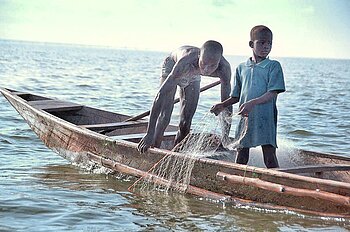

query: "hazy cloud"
left=212, top=0, right=235, bottom=7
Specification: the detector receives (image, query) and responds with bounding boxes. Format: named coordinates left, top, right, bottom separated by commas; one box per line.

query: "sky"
left=1, top=0, right=350, bottom=59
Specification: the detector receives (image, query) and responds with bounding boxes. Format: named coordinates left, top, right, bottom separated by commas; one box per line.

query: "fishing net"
left=132, top=110, right=248, bottom=193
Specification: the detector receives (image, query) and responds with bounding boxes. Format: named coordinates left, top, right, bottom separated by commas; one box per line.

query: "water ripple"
left=288, top=129, right=315, bottom=136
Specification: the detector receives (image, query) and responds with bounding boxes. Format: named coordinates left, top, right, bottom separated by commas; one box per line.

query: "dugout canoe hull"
left=1, top=87, right=350, bottom=218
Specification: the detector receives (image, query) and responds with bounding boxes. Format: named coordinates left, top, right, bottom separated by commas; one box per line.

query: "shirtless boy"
left=138, top=40, right=232, bottom=153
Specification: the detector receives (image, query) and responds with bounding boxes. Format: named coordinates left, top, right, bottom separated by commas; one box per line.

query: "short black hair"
left=201, top=40, right=223, bottom=55
left=250, top=25, right=273, bottom=41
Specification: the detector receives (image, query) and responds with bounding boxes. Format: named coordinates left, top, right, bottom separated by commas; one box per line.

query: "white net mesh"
left=133, top=110, right=248, bottom=193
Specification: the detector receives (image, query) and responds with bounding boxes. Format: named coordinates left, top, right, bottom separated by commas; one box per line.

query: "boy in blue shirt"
left=211, top=25, right=285, bottom=168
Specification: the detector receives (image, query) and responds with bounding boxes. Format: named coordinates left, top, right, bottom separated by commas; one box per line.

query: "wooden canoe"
left=1, top=87, right=350, bottom=218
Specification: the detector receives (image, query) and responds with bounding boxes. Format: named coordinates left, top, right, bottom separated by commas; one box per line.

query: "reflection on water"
left=24, top=164, right=350, bottom=231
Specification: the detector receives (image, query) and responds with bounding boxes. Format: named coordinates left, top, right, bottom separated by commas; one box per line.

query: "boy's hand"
left=210, top=103, right=225, bottom=116
left=238, top=101, right=255, bottom=117
left=137, top=134, right=153, bottom=153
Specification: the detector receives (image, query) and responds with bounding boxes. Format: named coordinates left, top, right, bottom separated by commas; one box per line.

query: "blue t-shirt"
left=231, top=57, right=286, bottom=148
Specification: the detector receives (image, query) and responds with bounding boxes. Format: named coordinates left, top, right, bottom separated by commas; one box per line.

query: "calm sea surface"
left=0, top=40, right=349, bottom=231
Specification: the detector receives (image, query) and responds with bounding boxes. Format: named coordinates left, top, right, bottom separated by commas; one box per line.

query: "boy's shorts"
left=161, top=55, right=200, bottom=88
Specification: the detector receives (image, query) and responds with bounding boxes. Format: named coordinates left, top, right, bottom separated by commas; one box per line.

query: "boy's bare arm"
left=222, top=96, right=239, bottom=107
left=210, top=96, right=239, bottom=116
left=208, top=57, right=232, bottom=103
left=252, top=90, right=278, bottom=104
left=209, top=57, right=232, bottom=142
left=137, top=72, right=179, bottom=153
left=218, top=58, right=232, bottom=103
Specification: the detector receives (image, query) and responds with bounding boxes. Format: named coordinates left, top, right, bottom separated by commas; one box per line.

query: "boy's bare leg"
left=236, top=147, right=249, bottom=164
left=262, top=144, right=279, bottom=168
left=174, top=81, right=200, bottom=146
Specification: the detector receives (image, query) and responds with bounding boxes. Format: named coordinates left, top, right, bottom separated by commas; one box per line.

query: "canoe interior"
left=5, top=88, right=178, bottom=148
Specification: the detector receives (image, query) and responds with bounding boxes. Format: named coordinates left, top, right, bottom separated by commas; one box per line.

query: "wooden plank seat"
left=28, top=100, right=83, bottom=112
left=277, top=164, right=350, bottom=174
left=80, top=121, right=148, bottom=131
left=112, top=131, right=178, bottom=141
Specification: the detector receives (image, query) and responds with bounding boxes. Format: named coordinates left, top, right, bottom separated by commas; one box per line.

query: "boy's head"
left=199, top=40, right=223, bottom=75
left=249, top=25, right=273, bottom=60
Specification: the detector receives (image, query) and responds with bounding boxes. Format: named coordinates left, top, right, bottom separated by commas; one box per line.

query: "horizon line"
left=1, top=37, right=349, bottom=61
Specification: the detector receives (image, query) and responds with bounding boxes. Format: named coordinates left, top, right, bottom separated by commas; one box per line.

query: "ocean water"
left=0, top=39, right=349, bottom=231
